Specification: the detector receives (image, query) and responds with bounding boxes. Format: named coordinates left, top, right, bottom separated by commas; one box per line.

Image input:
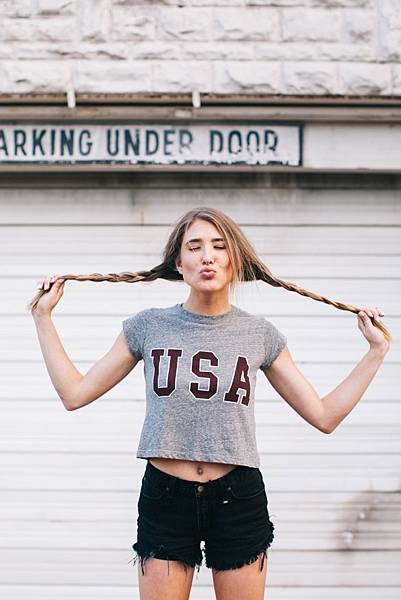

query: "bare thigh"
left=212, top=551, right=269, bottom=600
left=137, top=558, right=195, bottom=600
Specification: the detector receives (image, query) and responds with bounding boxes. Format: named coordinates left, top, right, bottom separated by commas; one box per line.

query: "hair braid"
left=253, top=262, right=392, bottom=343
left=26, top=206, right=392, bottom=344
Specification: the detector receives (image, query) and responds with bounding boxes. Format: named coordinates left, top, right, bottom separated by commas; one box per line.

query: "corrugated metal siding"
left=0, top=172, right=400, bottom=599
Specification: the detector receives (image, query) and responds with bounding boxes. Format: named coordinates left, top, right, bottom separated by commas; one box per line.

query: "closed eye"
left=190, top=246, right=226, bottom=250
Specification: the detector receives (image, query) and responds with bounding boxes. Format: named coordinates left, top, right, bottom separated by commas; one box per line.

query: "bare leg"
left=137, top=557, right=195, bottom=600
left=211, top=550, right=269, bottom=600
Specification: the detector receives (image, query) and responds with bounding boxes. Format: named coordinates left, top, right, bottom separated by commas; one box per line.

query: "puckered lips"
left=200, top=268, right=216, bottom=277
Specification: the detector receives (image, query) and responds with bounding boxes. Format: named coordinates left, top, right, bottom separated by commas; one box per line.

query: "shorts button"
left=197, top=485, right=204, bottom=492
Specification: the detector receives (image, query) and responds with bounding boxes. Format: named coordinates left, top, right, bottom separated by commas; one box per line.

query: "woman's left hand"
left=357, top=306, right=389, bottom=351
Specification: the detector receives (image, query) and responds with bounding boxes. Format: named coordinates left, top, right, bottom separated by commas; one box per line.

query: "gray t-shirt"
left=122, top=302, right=287, bottom=468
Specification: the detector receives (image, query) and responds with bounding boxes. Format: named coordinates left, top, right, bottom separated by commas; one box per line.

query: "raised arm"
left=32, top=274, right=140, bottom=411
left=33, top=313, right=139, bottom=410
left=262, top=306, right=390, bottom=434
left=262, top=345, right=327, bottom=432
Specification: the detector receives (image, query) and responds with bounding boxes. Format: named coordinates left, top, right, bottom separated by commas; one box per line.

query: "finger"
left=371, top=307, right=382, bottom=322
left=46, top=275, right=57, bottom=290
left=364, top=308, right=377, bottom=320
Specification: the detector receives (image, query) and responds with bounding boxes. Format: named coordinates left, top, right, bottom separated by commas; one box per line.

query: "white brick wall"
left=0, top=0, right=400, bottom=97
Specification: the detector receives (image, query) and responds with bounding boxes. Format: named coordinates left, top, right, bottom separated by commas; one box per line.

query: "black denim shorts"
left=129, top=460, right=275, bottom=577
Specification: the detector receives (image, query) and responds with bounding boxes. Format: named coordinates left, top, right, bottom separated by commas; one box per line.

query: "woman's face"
left=175, top=219, right=233, bottom=293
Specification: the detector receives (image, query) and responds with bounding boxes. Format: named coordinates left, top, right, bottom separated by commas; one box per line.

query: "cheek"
left=224, top=254, right=232, bottom=269
left=183, top=255, right=197, bottom=272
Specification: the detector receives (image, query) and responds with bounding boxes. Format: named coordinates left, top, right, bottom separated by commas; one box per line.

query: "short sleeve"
left=122, top=311, right=146, bottom=361
left=259, top=319, right=287, bottom=371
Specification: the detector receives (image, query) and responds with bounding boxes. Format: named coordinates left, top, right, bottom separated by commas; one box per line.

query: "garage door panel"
left=1, top=174, right=399, bottom=597
left=1, top=187, right=401, bottom=224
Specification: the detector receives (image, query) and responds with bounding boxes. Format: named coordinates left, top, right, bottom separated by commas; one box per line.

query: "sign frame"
left=0, top=120, right=304, bottom=170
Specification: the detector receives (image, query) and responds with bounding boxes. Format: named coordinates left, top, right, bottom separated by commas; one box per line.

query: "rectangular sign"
left=0, top=123, right=302, bottom=166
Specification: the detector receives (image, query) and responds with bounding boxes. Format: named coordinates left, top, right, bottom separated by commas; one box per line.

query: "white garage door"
left=1, top=172, right=400, bottom=600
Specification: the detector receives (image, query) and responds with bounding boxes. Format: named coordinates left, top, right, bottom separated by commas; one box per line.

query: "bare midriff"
left=148, top=457, right=238, bottom=482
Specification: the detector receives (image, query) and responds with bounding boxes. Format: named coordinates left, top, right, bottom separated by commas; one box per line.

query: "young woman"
left=29, top=207, right=391, bottom=600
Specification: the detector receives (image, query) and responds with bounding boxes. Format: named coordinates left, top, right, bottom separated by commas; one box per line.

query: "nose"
left=201, top=247, right=215, bottom=263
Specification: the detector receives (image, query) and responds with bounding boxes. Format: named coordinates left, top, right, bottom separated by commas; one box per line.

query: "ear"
left=175, top=256, right=182, bottom=273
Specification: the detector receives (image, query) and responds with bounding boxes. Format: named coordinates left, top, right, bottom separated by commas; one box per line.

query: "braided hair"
left=27, top=206, right=392, bottom=343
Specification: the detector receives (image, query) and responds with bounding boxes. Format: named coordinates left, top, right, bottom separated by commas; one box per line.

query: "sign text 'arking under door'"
left=0, top=123, right=302, bottom=166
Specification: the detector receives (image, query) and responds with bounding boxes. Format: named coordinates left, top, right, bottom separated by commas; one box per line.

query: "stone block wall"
left=0, top=0, right=400, bottom=97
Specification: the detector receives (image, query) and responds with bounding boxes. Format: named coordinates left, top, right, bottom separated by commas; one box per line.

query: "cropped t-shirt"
left=122, top=302, right=287, bottom=468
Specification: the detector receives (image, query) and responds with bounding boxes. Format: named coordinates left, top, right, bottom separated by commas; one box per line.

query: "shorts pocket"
left=228, top=469, right=265, bottom=500
left=140, top=474, right=170, bottom=501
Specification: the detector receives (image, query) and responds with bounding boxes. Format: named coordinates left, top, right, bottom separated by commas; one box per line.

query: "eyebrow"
left=185, top=237, right=225, bottom=245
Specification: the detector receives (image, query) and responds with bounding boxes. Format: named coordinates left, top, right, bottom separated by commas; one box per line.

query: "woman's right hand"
left=33, top=274, right=66, bottom=317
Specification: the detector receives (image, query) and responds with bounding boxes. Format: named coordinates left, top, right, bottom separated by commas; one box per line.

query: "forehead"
left=183, top=219, right=222, bottom=241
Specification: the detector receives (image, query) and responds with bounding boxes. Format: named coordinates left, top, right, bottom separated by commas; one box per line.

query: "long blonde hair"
left=27, top=206, right=392, bottom=343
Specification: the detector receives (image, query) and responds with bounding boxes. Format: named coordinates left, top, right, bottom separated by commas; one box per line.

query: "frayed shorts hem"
left=128, top=543, right=204, bottom=578
left=128, top=542, right=271, bottom=577
left=206, top=545, right=270, bottom=573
